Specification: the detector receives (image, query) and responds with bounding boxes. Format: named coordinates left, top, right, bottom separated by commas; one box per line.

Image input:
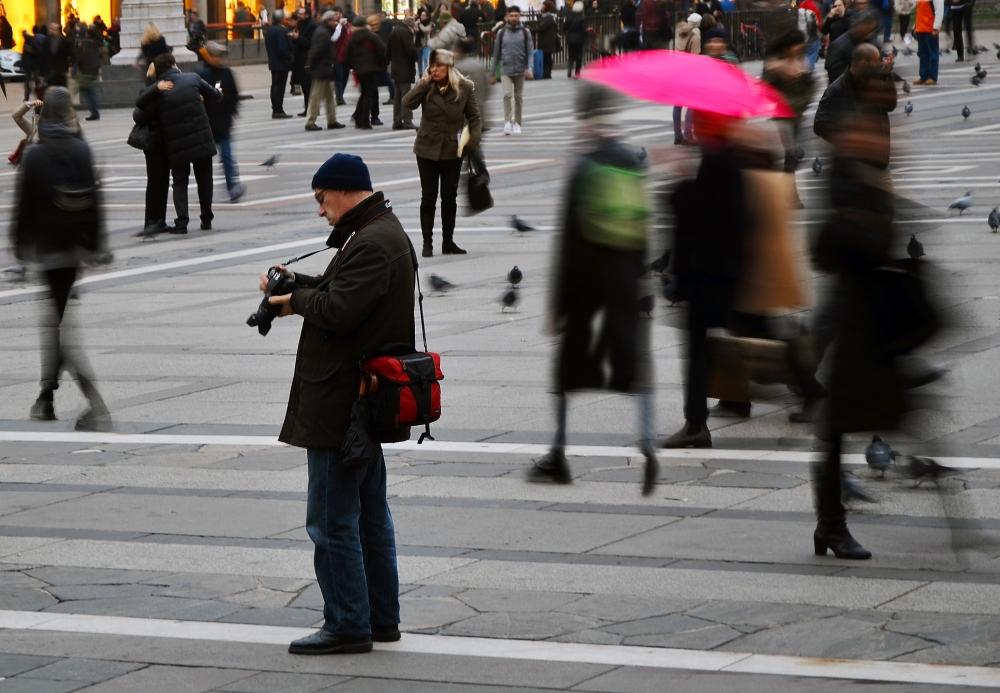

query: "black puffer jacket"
left=345, top=28, right=386, bottom=76
left=139, top=68, right=221, bottom=168
left=280, top=192, right=416, bottom=449
left=306, top=22, right=336, bottom=80
left=197, top=63, right=240, bottom=141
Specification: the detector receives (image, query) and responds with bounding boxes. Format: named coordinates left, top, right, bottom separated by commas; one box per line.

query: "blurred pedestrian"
left=490, top=5, right=533, bottom=135
left=564, top=2, right=587, bottom=77
left=416, top=9, right=434, bottom=73
left=762, top=29, right=815, bottom=208
left=145, top=52, right=222, bottom=233
left=76, top=25, right=102, bottom=121
left=292, top=8, right=318, bottom=114
left=663, top=110, right=750, bottom=449
left=370, top=13, right=396, bottom=106
left=674, top=13, right=700, bottom=144
left=896, top=0, right=913, bottom=38
left=346, top=14, right=387, bottom=129
left=234, top=2, right=253, bottom=38
left=133, top=65, right=171, bottom=237
left=822, top=0, right=851, bottom=44
left=332, top=10, right=351, bottom=105
left=459, top=0, right=483, bottom=53
left=949, top=0, right=972, bottom=62
left=264, top=153, right=412, bottom=656
left=429, top=10, right=467, bottom=50
left=139, top=22, right=171, bottom=73
left=198, top=42, right=244, bottom=201
left=12, top=86, right=112, bottom=432
left=305, top=11, right=348, bottom=131
left=455, top=37, right=490, bottom=128
left=537, top=1, right=559, bottom=78
left=39, top=23, right=73, bottom=79
left=529, top=83, right=658, bottom=495
left=402, top=48, right=481, bottom=256
left=0, top=16, right=13, bottom=48
left=825, top=8, right=881, bottom=83
left=265, top=10, right=294, bottom=117
left=388, top=17, right=419, bottom=129
left=798, top=0, right=822, bottom=69
left=20, top=27, right=44, bottom=100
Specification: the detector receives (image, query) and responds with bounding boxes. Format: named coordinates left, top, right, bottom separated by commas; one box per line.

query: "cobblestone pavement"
left=2, top=40, right=1000, bottom=691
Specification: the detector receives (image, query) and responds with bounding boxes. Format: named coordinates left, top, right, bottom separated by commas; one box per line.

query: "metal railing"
left=477, top=12, right=622, bottom=68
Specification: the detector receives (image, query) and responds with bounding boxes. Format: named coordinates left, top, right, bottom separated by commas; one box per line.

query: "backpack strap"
left=401, top=233, right=434, bottom=443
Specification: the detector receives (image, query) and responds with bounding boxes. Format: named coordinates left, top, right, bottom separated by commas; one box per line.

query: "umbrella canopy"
left=580, top=50, right=795, bottom=119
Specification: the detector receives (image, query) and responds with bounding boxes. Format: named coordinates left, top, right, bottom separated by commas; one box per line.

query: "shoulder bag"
left=465, top=148, right=494, bottom=213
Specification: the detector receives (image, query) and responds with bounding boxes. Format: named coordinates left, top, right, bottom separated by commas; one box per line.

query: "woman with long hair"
left=401, top=48, right=481, bottom=257
left=139, top=22, right=171, bottom=69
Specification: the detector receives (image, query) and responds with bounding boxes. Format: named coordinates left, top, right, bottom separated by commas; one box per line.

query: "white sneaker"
left=503, top=121, right=512, bottom=136
left=512, top=123, right=522, bottom=134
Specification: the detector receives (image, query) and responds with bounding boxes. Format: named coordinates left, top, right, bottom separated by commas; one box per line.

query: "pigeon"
left=865, top=434, right=896, bottom=477
left=977, top=45, right=988, bottom=53
left=637, top=146, right=647, bottom=162
left=500, top=287, right=520, bottom=310
left=1, top=265, right=26, bottom=282
left=902, top=46, right=914, bottom=56
left=942, top=47, right=951, bottom=55
left=259, top=155, right=280, bottom=169
left=647, top=249, right=672, bottom=274
left=812, top=157, right=822, bottom=176
left=842, top=472, right=876, bottom=508
left=510, top=215, right=535, bottom=232
left=990, top=206, right=1000, bottom=233
left=905, top=101, right=913, bottom=116
left=950, top=190, right=973, bottom=215
left=962, top=106, right=971, bottom=120
left=994, top=42, right=1000, bottom=49
left=972, top=76, right=982, bottom=87
left=902, top=80, right=911, bottom=94
left=429, top=274, right=456, bottom=292
left=660, top=274, right=677, bottom=304
left=507, top=265, right=522, bottom=285
left=905, top=455, right=960, bottom=487
left=793, top=146, right=805, bottom=163
left=637, top=294, right=654, bottom=317
left=975, top=62, right=982, bottom=72
left=997, top=48, right=1000, bottom=60
left=907, top=234, right=925, bottom=259
left=891, top=45, right=898, bottom=58
left=977, top=69, right=987, bottom=80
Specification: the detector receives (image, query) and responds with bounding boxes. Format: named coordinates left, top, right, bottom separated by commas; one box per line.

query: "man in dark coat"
left=387, top=17, right=418, bottom=129
left=528, top=84, right=659, bottom=495
left=459, top=0, right=483, bottom=54
left=12, top=87, right=112, bottom=431
left=265, top=9, right=294, bottom=117
left=662, top=109, right=750, bottom=450
left=345, top=15, right=387, bottom=128
left=39, top=22, right=74, bottom=79
left=292, top=8, right=318, bottom=115
left=261, top=153, right=413, bottom=655
left=824, top=8, right=881, bottom=84
left=144, top=53, right=221, bottom=233
left=198, top=42, right=244, bottom=201
left=304, top=11, right=347, bottom=131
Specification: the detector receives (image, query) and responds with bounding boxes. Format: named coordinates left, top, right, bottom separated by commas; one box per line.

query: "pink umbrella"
left=580, top=50, right=796, bottom=119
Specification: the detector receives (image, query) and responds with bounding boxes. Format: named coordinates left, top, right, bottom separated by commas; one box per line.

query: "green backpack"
left=576, top=162, right=650, bottom=252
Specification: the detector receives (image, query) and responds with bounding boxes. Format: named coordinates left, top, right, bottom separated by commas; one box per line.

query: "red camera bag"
left=363, top=348, right=443, bottom=438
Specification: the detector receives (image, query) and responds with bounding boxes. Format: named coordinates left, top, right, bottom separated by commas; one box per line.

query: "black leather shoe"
left=356, top=124, right=373, bottom=130
left=272, top=112, right=293, bottom=119
left=527, top=449, right=572, bottom=484
left=135, top=220, right=168, bottom=238
left=371, top=625, right=401, bottom=642
left=371, top=118, right=384, bottom=126
left=442, top=241, right=467, bottom=255
left=297, top=111, right=307, bottom=116
left=305, top=124, right=322, bottom=131
left=814, top=525, right=872, bottom=560
left=337, top=99, right=347, bottom=105
left=168, top=226, right=188, bottom=235
left=422, top=243, right=433, bottom=258
left=29, top=398, right=55, bottom=421
left=328, top=122, right=347, bottom=129
left=200, top=222, right=212, bottom=231
left=288, top=630, right=373, bottom=655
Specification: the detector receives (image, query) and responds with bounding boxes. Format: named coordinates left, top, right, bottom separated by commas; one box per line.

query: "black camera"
left=247, top=267, right=296, bottom=336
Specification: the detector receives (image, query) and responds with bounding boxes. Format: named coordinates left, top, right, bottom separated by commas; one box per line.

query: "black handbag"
left=466, top=148, right=494, bottom=214
left=127, top=122, right=158, bottom=151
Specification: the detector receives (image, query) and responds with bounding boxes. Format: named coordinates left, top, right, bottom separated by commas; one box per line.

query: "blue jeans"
left=672, top=106, right=692, bottom=139
left=916, top=32, right=939, bottom=82
left=419, top=46, right=430, bottom=77
left=805, top=39, right=820, bottom=71
left=216, top=138, right=240, bottom=197
left=334, top=63, right=348, bottom=102
left=306, top=448, right=399, bottom=637
left=881, top=13, right=893, bottom=41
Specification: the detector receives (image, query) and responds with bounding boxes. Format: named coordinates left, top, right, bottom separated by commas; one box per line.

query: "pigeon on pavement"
left=963, top=106, right=972, bottom=119
left=972, top=75, right=982, bottom=86
left=1, top=265, right=26, bottom=282
left=950, top=190, right=974, bottom=215
left=905, top=101, right=913, bottom=115
left=661, top=274, right=678, bottom=304
left=637, top=294, right=654, bottom=317
left=990, top=207, right=1000, bottom=233
left=865, top=434, right=897, bottom=477
left=842, top=472, right=877, bottom=508
left=507, top=266, right=522, bottom=285
left=977, top=69, right=987, bottom=80
left=429, top=274, right=456, bottom=292
left=647, top=249, right=672, bottom=274
left=260, top=155, right=280, bottom=169
left=637, top=146, right=647, bottom=162
left=812, top=157, right=822, bottom=175
left=905, top=456, right=960, bottom=487
left=500, top=287, right=520, bottom=310
left=510, top=215, right=535, bottom=232
left=907, top=234, right=925, bottom=259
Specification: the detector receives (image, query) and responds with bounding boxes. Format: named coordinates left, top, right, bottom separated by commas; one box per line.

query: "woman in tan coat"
left=402, top=48, right=482, bottom=257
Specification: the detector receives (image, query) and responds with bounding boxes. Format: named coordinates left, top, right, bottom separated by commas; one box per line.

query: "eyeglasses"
left=314, top=190, right=325, bottom=205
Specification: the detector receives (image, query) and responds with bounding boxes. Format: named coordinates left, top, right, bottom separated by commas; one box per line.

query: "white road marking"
left=0, top=431, right=993, bottom=469
left=0, top=610, right=996, bottom=687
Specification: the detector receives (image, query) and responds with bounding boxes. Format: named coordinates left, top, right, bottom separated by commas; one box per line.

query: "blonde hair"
left=446, top=66, right=472, bottom=101
left=141, top=22, right=162, bottom=45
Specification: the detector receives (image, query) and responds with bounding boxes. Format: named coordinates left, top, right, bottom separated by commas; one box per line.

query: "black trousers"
left=815, top=434, right=846, bottom=529
left=270, top=69, right=289, bottom=114
left=683, top=275, right=736, bottom=424
left=951, top=6, right=973, bottom=60
left=301, top=75, right=312, bottom=111
left=172, top=157, right=214, bottom=230
left=143, top=146, right=170, bottom=227
left=543, top=51, right=553, bottom=78
left=898, top=12, right=910, bottom=38
left=416, top=156, right=463, bottom=245
left=567, top=45, right=584, bottom=76
left=39, top=266, right=102, bottom=406
left=355, top=73, right=378, bottom=126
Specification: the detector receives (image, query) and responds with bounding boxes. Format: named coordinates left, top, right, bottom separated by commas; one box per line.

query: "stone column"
left=111, top=0, right=192, bottom=64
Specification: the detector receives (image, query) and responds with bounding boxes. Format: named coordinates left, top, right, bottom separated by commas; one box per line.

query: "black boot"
left=442, top=240, right=467, bottom=255
left=814, top=522, right=872, bottom=559
left=29, top=396, right=55, bottom=421
left=527, top=448, right=572, bottom=484
left=422, top=242, right=433, bottom=258
left=641, top=444, right=658, bottom=497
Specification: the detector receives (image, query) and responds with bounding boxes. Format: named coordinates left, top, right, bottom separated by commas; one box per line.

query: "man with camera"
left=258, top=153, right=414, bottom=655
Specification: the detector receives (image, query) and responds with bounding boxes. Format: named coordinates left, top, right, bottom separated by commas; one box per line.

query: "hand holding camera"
left=248, top=266, right=296, bottom=335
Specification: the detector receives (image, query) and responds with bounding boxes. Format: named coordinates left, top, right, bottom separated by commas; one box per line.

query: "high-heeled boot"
left=814, top=522, right=872, bottom=560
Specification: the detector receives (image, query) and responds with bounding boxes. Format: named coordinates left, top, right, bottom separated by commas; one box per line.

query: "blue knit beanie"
left=311, top=154, right=372, bottom=191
